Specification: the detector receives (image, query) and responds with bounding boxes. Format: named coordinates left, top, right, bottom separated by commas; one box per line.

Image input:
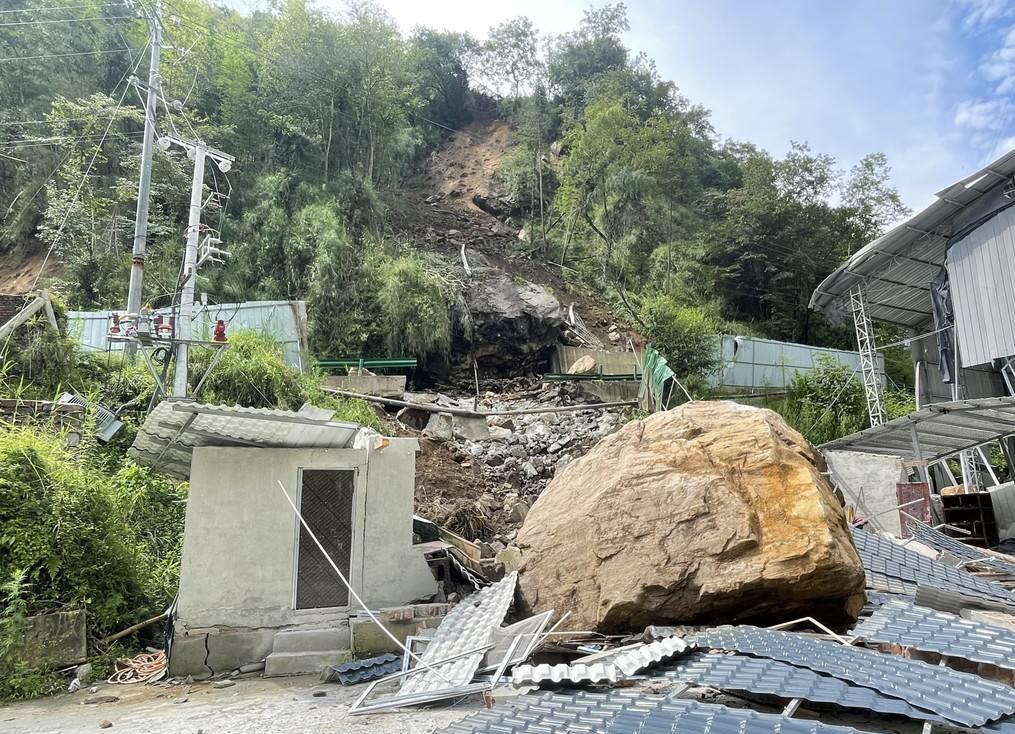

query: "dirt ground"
left=0, top=675, right=927, bottom=734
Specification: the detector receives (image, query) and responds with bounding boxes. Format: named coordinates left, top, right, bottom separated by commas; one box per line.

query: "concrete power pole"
left=166, top=138, right=232, bottom=398
left=125, top=3, right=162, bottom=353
left=172, top=143, right=207, bottom=398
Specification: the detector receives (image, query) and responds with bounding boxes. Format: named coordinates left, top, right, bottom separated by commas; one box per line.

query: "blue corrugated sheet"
left=66, top=300, right=308, bottom=370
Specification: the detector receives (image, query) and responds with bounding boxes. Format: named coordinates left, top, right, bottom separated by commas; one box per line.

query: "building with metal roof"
left=130, top=399, right=436, bottom=677
left=811, top=149, right=1015, bottom=407
left=810, top=150, right=1015, bottom=537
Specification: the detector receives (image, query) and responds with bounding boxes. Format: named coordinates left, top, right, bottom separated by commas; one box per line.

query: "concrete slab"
left=325, top=374, right=406, bottom=398
left=20, top=610, right=86, bottom=668
left=272, top=628, right=350, bottom=654
left=350, top=616, right=443, bottom=656
left=264, top=650, right=352, bottom=677
left=453, top=415, right=490, bottom=441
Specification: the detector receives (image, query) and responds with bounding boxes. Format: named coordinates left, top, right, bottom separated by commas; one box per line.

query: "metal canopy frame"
left=810, top=148, right=1015, bottom=328
left=821, top=396, right=1015, bottom=461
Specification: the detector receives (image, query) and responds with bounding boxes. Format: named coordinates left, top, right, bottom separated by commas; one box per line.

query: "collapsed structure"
left=128, top=400, right=435, bottom=677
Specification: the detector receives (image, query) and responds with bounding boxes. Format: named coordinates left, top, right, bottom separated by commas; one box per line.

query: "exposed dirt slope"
left=0, top=242, right=59, bottom=294
left=393, top=121, right=635, bottom=346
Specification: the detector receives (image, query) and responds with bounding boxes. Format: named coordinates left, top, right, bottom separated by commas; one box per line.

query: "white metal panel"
left=66, top=300, right=307, bottom=369
left=947, top=207, right=1015, bottom=368
left=710, top=335, right=884, bottom=391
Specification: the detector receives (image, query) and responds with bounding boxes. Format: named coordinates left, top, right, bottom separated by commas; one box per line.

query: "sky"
left=356, top=0, right=1015, bottom=213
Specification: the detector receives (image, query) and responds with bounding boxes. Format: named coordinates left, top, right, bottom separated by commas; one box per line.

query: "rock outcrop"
left=516, top=401, right=865, bottom=631
left=462, top=272, right=565, bottom=374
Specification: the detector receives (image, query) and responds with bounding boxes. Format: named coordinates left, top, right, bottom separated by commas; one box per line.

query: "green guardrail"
left=318, top=358, right=418, bottom=373
left=543, top=372, right=643, bottom=382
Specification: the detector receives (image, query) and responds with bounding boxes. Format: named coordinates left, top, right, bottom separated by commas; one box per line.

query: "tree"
left=842, top=152, right=910, bottom=244
left=547, top=3, right=629, bottom=115
left=477, top=17, right=541, bottom=100
left=409, top=28, right=478, bottom=130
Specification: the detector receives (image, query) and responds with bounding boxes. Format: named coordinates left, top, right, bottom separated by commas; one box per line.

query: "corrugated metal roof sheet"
left=821, top=396, right=1015, bottom=460
left=947, top=206, right=1015, bottom=367
left=397, top=572, right=516, bottom=696
left=128, top=399, right=361, bottom=479
left=440, top=689, right=877, bottom=734
left=810, top=148, right=1015, bottom=328
left=909, top=520, right=1015, bottom=576
left=851, top=527, right=1015, bottom=604
left=688, top=625, right=1015, bottom=726
left=656, top=651, right=943, bottom=723
left=851, top=598, right=1015, bottom=670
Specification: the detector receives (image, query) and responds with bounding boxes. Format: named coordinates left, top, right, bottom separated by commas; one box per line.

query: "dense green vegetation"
left=0, top=0, right=909, bottom=366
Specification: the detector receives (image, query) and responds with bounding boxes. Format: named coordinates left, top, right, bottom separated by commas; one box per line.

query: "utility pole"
left=125, top=2, right=162, bottom=354
left=164, top=137, right=233, bottom=398
left=172, top=143, right=206, bottom=398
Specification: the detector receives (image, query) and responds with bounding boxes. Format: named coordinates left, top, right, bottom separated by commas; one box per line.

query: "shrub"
left=642, top=295, right=720, bottom=380
left=0, top=426, right=188, bottom=700
left=777, top=357, right=868, bottom=445
left=375, top=252, right=470, bottom=360
left=191, top=331, right=380, bottom=429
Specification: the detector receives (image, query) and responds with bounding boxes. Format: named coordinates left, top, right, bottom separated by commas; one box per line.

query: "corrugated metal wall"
left=911, top=332, right=1004, bottom=405
left=708, top=335, right=884, bottom=391
left=947, top=205, right=1015, bottom=368
left=66, top=300, right=308, bottom=371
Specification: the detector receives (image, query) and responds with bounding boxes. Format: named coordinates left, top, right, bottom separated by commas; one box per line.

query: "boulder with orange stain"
left=516, top=401, right=866, bottom=631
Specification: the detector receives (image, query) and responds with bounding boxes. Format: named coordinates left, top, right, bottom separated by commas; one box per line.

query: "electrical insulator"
left=213, top=319, right=227, bottom=342
left=157, top=314, right=174, bottom=338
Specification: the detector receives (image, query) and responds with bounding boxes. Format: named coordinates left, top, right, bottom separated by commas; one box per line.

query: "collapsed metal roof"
left=809, top=148, right=1015, bottom=328
left=820, top=396, right=1015, bottom=460
left=128, top=399, right=361, bottom=480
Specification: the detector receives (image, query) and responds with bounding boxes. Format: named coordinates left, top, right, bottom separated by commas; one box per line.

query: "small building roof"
left=809, top=148, right=1015, bottom=329
left=129, top=400, right=361, bottom=480
left=820, top=396, right=1015, bottom=461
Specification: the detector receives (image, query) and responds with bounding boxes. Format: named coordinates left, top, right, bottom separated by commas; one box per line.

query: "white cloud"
left=987, top=135, right=1015, bottom=160
left=954, top=98, right=1014, bottom=130
left=957, top=0, right=1015, bottom=29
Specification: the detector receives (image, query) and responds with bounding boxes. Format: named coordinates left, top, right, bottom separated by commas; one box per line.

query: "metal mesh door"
left=296, top=469, right=354, bottom=609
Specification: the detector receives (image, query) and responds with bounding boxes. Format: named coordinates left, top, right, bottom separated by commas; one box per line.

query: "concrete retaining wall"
left=551, top=346, right=640, bottom=375
left=324, top=374, right=406, bottom=398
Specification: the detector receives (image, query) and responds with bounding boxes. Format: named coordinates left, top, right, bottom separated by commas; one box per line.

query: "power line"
left=0, top=4, right=103, bottom=14
left=0, top=14, right=135, bottom=27
left=0, top=131, right=144, bottom=148
left=30, top=40, right=151, bottom=288
left=0, top=47, right=134, bottom=63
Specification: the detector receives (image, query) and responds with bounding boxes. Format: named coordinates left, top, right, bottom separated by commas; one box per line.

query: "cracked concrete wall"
left=169, top=440, right=435, bottom=675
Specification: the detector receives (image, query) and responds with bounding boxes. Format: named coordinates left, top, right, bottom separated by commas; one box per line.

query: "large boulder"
left=462, top=272, right=565, bottom=374
left=516, top=401, right=865, bottom=631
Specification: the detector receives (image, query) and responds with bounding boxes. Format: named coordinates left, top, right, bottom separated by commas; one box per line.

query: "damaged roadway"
left=2, top=670, right=936, bottom=734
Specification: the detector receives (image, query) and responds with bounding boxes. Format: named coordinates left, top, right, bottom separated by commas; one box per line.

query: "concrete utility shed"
left=129, top=400, right=436, bottom=677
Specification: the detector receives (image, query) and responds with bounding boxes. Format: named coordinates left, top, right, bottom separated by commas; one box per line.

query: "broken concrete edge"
left=16, top=609, right=87, bottom=670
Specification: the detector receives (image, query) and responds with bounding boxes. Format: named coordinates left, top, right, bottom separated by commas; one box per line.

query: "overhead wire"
left=0, top=4, right=106, bottom=14
left=0, top=14, right=135, bottom=27
left=30, top=37, right=152, bottom=288
left=0, top=47, right=135, bottom=63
